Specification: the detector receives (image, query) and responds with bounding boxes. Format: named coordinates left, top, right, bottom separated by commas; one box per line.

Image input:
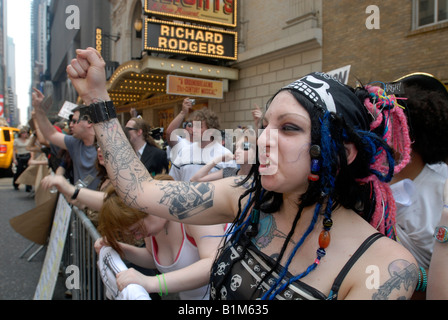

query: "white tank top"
left=150, top=224, right=209, bottom=300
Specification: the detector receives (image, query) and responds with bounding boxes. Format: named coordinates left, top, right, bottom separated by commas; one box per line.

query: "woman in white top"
left=13, top=128, right=32, bottom=191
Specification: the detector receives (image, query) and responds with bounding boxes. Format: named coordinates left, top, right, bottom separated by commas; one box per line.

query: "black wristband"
left=87, top=100, right=117, bottom=123
left=71, top=186, right=81, bottom=200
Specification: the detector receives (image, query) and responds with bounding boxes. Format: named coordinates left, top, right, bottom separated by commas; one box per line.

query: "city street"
left=1, top=0, right=447, bottom=304
left=0, top=177, right=67, bottom=300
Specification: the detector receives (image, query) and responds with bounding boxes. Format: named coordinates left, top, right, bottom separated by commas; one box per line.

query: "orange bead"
left=319, top=230, right=331, bottom=249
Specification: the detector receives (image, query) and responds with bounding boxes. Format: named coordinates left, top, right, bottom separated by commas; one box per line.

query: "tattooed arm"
left=343, top=237, right=418, bottom=300
left=427, top=179, right=448, bottom=299
left=67, top=48, right=242, bottom=225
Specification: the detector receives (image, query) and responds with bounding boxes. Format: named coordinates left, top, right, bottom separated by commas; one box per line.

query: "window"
left=415, top=0, right=448, bottom=28
left=2, top=130, right=11, bottom=142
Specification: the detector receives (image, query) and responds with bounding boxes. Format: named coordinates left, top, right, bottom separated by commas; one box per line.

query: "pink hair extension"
left=356, top=86, right=412, bottom=239
left=358, top=175, right=397, bottom=238
left=364, top=86, right=411, bottom=174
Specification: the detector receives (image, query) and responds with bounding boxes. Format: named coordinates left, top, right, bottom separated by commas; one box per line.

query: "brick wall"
left=323, top=0, right=448, bottom=86
left=210, top=48, right=322, bottom=130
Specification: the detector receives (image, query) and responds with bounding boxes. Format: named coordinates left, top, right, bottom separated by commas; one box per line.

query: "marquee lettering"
left=144, top=19, right=237, bottom=60
left=153, top=0, right=234, bottom=14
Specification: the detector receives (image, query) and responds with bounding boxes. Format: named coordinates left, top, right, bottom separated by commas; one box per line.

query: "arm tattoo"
left=96, top=120, right=152, bottom=210
left=372, top=259, right=418, bottom=300
left=155, top=181, right=215, bottom=220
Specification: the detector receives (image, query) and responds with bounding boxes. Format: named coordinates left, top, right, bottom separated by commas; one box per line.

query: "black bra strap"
left=327, top=232, right=384, bottom=300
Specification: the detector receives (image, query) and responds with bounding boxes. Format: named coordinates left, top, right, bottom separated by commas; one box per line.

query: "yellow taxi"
left=0, top=126, right=20, bottom=176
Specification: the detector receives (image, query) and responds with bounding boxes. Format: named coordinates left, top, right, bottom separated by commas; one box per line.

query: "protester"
left=40, top=143, right=109, bottom=216
left=26, top=130, right=47, bottom=166
left=390, top=73, right=448, bottom=298
left=169, top=106, right=237, bottom=181
left=13, top=128, right=32, bottom=191
left=165, top=97, right=238, bottom=179
left=427, top=178, right=448, bottom=299
left=190, top=132, right=256, bottom=182
left=251, top=104, right=263, bottom=129
left=94, top=175, right=226, bottom=300
left=165, top=98, right=194, bottom=148
left=67, top=48, right=417, bottom=300
left=32, top=88, right=100, bottom=190
left=124, top=117, right=169, bottom=176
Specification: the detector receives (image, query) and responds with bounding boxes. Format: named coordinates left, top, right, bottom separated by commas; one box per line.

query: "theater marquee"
left=144, top=19, right=238, bottom=60
left=144, top=0, right=237, bottom=28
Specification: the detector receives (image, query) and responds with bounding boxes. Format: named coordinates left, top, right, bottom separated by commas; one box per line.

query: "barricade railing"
left=62, top=206, right=106, bottom=300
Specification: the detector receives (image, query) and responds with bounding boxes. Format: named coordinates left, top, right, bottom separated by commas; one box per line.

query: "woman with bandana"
left=67, top=48, right=418, bottom=300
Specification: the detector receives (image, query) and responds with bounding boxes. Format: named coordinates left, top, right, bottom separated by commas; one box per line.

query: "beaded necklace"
left=259, top=143, right=335, bottom=300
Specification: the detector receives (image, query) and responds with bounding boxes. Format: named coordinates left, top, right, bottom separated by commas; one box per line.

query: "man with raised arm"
left=31, top=88, right=100, bottom=190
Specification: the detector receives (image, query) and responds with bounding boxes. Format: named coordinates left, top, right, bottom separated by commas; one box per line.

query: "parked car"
left=0, top=126, right=20, bottom=177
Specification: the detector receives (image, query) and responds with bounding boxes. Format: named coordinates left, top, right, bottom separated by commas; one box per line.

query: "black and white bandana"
left=280, top=72, right=370, bottom=131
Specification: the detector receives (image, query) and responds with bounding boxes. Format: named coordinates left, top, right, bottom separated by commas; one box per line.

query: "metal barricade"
left=62, top=206, right=106, bottom=300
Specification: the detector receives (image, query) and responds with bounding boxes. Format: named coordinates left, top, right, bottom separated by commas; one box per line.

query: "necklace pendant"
left=319, top=230, right=331, bottom=249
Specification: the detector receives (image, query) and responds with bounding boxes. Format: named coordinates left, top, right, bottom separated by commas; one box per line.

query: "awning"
left=106, top=54, right=239, bottom=109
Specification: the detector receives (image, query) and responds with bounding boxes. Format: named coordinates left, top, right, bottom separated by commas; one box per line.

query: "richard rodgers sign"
left=144, top=19, right=238, bottom=61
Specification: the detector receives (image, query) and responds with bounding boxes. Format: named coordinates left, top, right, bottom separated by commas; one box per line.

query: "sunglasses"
left=183, top=121, right=193, bottom=129
left=124, top=127, right=138, bottom=132
left=70, top=116, right=92, bottom=124
left=243, top=142, right=252, bottom=151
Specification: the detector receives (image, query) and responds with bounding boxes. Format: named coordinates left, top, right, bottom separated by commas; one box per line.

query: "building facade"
left=30, top=1, right=448, bottom=132
left=0, top=0, right=8, bottom=124
left=6, top=36, right=18, bottom=126
left=322, top=0, right=448, bottom=86
left=106, top=0, right=323, bottom=131
left=35, top=0, right=112, bottom=121
left=31, top=0, right=50, bottom=94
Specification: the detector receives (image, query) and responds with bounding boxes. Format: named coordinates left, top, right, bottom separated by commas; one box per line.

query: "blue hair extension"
left=356, top=129, right=395, bottom=182
left=320, top=112, right=338, bottom=197
left=262, top=112, right=339, bottom=300
left=262, top=203, right=321, bottom=300
left=201, top=188, right=254, bottom=243
left=271, top=258, right=319, bottom=298
left=226, top=185, right=267, bottom=245
left=227, top=187, right=254, bottom=243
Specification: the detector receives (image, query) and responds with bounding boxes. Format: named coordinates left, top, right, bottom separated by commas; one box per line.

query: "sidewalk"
left=0, top=177, right=68, bottom=300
